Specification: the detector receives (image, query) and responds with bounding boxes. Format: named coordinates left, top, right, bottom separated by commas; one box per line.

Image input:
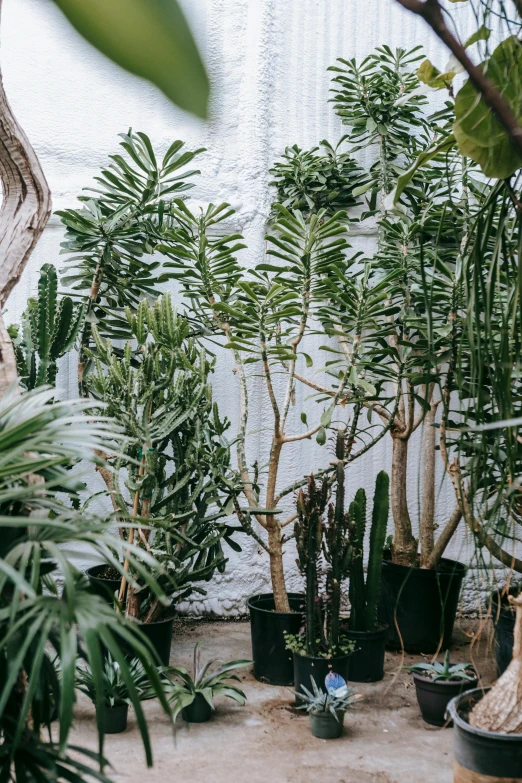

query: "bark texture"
left=0, top=0, right=51, bottom=396
left=470, top=594, right=522, bottom=733
left=390, top=435, right=418, bottom=565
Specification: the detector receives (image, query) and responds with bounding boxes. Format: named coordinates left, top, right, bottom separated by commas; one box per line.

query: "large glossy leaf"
left=454, top=36, right=522, bottom=178
left=51, top=0, right=209, bottom=118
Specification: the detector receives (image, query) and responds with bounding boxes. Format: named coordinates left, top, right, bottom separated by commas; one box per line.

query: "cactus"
left=9, top=264, right=85, bottom=390
left=295, top=475, right=328, bottom=656
left=348, top=471, right=390, bottom=632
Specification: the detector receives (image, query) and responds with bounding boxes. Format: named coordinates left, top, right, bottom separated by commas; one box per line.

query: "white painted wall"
left=2, top=0, right=501, bottom=614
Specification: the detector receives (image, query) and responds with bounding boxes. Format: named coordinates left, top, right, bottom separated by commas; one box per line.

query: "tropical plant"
left=57, top=131, right=204, bottom=392
left=86, top=294, right=238, bottom=622
left=164, top=643, right=251, bottom=721
left=404, top=650, right=476, bottom=682
left=0, top=387, right=173, bottom=781
left=295, top=673, right=360, bottom=718
left=8, top=264, right=85, bottom=390
left=76, top=654, right=155, bottom=708
left=269, top=140, right=367, bottom=218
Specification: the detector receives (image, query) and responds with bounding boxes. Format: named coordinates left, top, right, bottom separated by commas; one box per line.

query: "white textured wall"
left=2, top=0, right=498, bottom=614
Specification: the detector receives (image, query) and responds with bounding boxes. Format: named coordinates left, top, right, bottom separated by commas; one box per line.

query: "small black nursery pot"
left=412, top=672, right=478, bottom=727
left=309, top=710, right=344, bottom=740
left=181, top=693, right=212, bottom=723
left=98, top=703, right=129, bottom=734
left=86, top=564, right=121, bottom=603
left=343, top=625, right=388, bottom=683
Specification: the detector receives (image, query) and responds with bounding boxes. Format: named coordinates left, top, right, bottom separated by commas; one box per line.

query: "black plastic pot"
left=447, top=688, right=522, bottom=781
left=342, top=625, right=388, bottom=683
left=378, top=557, right=466, bottom=653
left=86, top=564, right=121, bottom=603
left=412, top=672, right=478, bottom=727
left=294, top=651, right=351, bottom=705
left=310, top=710, right=344, bottom=739
left=139, top=615, right=175, bottom=666
left=98, top=703, right=129, bottom=734
left=491, top=595, right=515, bottom=676
left=181, top=693, right=212, bottom=723
left=247, top=593, right=304, bottom=685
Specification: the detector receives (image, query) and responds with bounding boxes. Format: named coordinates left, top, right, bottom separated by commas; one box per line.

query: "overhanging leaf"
left=51, top=0, right=209, bottom=118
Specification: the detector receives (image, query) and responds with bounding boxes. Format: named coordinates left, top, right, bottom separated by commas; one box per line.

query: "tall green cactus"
left=9, top=264, right=85, bottom=390
left=348, top=471, right=390, bottom=632
left=364, top=471, right=390, bottom=631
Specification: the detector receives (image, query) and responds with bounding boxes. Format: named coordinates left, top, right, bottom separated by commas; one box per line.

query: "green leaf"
left=464, top=25, right=491, bottom=49
left=51, top=0, right=209, bottom=118
left=454, top=37, right=522, bottom=178
left=316, top=426, right=327, bottom=446
left=388, top=135, right=456, bottom=206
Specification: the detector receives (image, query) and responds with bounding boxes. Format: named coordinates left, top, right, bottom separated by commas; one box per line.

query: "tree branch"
left=282, top=423, right=322, bottom=443
left=394, top=0, right=522, bottom=159
left=0, top=0, right=51, bottom=395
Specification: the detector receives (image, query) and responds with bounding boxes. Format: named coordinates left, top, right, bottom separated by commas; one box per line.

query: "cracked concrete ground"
left=70, top=618, right=497, bottom=783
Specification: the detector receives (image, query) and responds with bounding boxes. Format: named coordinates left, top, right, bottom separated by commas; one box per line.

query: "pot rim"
left=86, top=563, right=122, bottom=580
left=447, top=687, right=522, bottom=741
left=247, top=592, right=304, bottom=617
left=293, top=650, right=352, bottom=663
left=136, top=610, right=176, bottom=627
left=382, top=556, right=467, bottom=577
left=412, top=671, right=478, bottom=687
left=310, top=709, right=345, bottom=717
left=343, top=624, right=389, bottom=639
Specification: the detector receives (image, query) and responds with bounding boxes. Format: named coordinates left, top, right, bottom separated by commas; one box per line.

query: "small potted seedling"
left=296, top=672, right=361, bottom=740
left=76, top=654, right=153, bottom=734
left=405, top=650, right=478, bottom=726
left=165, top=643, right=251, bottom=723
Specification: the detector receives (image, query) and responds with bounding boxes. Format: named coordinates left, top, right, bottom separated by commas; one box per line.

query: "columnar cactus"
left=9, top=264, right=85, bottom=390
left=348, top=471, right=390, bottom=632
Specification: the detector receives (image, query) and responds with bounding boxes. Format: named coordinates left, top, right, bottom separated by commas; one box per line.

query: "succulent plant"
left=76, top=654, right=155, bottom=708
left=404, top=650, right=476, bottom=683
left=347, top=470, right=389, bottom=632
left=9, top=263, right=85, bottom=390
left=164, top=643, right=251, bottom=720
left=295, top=672, right=361, bottom=718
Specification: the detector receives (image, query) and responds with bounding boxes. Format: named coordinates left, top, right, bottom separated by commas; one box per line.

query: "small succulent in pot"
left=404, top=650, right=476, bottom=682
left=164, top=643, right=252, bottom=723
left=296, top=673, right=362, bottom=739
left=76, top=654, right=155, bottom=734
left=404, top=650, right=478, bottom=727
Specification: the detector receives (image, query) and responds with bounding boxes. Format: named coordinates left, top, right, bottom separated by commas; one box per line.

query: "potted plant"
left=342, top=471, right=390, bottom=682
left=287, top=432, right=356, bottom=701
left=164, top=643, right=251, bottom=723
left=490, top=583, right=519, bottom=676
left=85, top=295, right=239, bottom=665
left=296, top=672, right=361, bottom=740
left=76, top=654, right=155, bottom=734
left=405, top=650, right=478, bottom=727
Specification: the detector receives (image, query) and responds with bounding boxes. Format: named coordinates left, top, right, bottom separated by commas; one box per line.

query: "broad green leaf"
left=417, top=59, right=455, bottom=90
left=51, top=0, right=209, bottom=118
left=454, top=37, right=522, bottom=178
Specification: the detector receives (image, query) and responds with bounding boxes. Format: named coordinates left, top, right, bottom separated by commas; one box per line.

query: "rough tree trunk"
left=390, top=435, right=418, bottom=566
left=470, top=594, right=522, bottom=733
left=0, top=0, right=51, bottom=396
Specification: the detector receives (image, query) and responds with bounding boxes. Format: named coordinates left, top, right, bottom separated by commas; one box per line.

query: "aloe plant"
left=9, top=264, right=85, bottom=390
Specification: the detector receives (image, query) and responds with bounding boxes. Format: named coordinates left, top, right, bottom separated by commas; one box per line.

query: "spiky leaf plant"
left=0, top=387, right=173, bottom=781
left=86, top=294, right=238, bottom=622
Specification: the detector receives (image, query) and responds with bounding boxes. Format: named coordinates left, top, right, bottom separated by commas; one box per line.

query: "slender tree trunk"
left=268, top=526, right=290, bottom=613
left=419, top=403, right=436, bottom=567
left=0, top=0, right=51, bottom=397
left=390, top=435, right=418, bottom=566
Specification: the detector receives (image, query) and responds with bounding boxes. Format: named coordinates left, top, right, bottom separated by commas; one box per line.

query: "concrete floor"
left=71, top=618, right=498, bottom=783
